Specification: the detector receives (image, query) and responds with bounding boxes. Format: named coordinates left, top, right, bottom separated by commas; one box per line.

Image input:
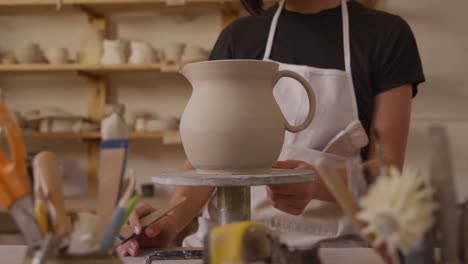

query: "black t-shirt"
left=209, top=1, right=425, bottom=159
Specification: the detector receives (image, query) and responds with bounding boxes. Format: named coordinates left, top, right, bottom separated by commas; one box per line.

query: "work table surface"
left=1, top=245, right=385, bottom=264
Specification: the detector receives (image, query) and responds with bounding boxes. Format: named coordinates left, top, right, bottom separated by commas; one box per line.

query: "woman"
left=119, top=0, right=424, bottom=256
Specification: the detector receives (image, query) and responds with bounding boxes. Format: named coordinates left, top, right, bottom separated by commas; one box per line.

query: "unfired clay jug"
left=101, top=40, right=127, bottom=65
left=129, top=41, right=155, bottom=64
left=179, top=60, right=316, bottom=174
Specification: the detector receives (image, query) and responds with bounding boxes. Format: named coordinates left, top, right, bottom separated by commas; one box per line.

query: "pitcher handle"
left=275, top=70, right=316, bottom=133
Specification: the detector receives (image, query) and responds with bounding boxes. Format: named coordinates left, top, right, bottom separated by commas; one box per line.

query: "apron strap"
left=341, top=0, right=352, bottom=74
left=263, top=0, right=352, bottom=76
left=262, top=0, right=285, bottom=60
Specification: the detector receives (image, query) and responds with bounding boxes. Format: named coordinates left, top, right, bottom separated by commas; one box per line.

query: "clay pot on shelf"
left=1, top=51, right=17, bottom=64
left=72, top=120, right=99, bottom=133
left=16, top=43, right=45, bottom=64
left=146, top=117, right=178, bottom=132
left=161, top=43, right=186, bottom=63
left=181, top=45, right=210, bottom=62
left=129, top=41, right=155, bottom=64
left=101, top=39, right=127, bottom=65
left=179, top=60, right=316, bottom=174
left=45, top=47, right=69, bottom=64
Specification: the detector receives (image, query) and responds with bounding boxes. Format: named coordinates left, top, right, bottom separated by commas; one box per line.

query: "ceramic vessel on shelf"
left=162, top=43, right=186, bottom=62
left=16, top=43, right=44, bottom=64
left=101, top=39, right=127, bottom=65
left=1, top=51, right=17, bottom=64
left=181, top=45, right=210, bottom=62
left=45, top=47, right=69, bottom=64
left=146, top=118, right=178, bottom=132
left=80, top=28, right=104, bottom=64
left=179, top=60, right=316, bottom=174
left=72, top=120, right=99, bottom=133
left=40, top=118, right=75, bottom=133
left=129, top=41, right=155, bottom=64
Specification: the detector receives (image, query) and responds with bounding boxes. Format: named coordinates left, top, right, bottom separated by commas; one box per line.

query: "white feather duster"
left=357, top=167, right=438, bottom=254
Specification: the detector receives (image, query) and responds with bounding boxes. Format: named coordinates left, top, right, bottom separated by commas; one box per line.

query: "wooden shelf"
left=0, top=63, right=174, bottom=75
left=0, top=0, right=270, bottom=15
left=22, top=130, right=180, bottom=141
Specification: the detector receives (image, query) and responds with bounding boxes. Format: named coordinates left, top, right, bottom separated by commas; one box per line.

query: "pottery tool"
left=152, top=170, right=314, bottom=226
left=100, top=172, right=136, bottom=251
left=95, top=106, right=129, bottom=242
left=33, top=151, right=72, bottom=237
left=0, top=102, right=42, bottom=249
left=323, top=120, right=369, bottom=157
left=428, top=125, right=460, bottom=263
left=34, top=187, right=49, bottom=236
left=314, top=158, right=366, bottom=232
left=33, top=157, right=49, bottom=236
left=357, top=166, right=437, bottom=255
left=114, top=196, right=187, bottom=247
left=123, top=195, right=139, bottom=225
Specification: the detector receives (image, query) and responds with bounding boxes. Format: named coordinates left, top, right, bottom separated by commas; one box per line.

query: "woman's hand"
left=268, top=160, right=336, bottom=215
left=118, top=202, right=179, bottom=257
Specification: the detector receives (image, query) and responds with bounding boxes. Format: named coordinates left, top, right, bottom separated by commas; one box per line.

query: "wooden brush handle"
left=315, top=158, right=371, bottom=239
left=33, top=151, right=71, bottom=235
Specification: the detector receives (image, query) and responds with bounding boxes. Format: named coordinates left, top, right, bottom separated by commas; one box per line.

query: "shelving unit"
left=0, top=0, right=241, bottom=201
left=22, top=130, right=180, bottom=140
left=0, top=0, right=271, bottom=15
left=0, top=63, right=166, bottom=75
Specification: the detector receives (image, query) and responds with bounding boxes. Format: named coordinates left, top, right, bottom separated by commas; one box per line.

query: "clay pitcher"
left=179, top=60, right=316, bottom=174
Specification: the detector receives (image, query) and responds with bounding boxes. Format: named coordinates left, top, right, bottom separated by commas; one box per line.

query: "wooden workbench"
left=1, top=245, right=385, bottom=264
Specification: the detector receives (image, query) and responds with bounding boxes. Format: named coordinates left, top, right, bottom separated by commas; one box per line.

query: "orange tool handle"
left=0, top=183, right=14, bottom=209
left=0, top=103, right=30, bottom=201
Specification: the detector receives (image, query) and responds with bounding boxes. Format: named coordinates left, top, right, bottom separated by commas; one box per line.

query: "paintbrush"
left=95, top=104, right=129, bottom=242
left=114, top=196, right=187, bottom=248
left=323, top=120, right=369, bottom=157
left=314, top=158, right=367, bottom=233
left=100, top=171, right=136, bottom=251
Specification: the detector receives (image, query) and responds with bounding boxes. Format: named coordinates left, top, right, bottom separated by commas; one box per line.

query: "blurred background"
left=0, top=0, right=467, bottom=245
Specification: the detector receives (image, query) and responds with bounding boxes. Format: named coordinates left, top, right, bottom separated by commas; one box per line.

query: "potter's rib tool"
left=114, top=196, right=187, bottom=247
left=95, top=105, right=129, bottom=242
left=323, top=120, right=369, bottom=157
left=100, top=171, right=135, bottom=251
left=33, top=151, right=72, bottom=237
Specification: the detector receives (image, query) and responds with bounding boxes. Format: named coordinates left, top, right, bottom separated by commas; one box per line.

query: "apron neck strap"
left=263, top=0, right=352, bottom=74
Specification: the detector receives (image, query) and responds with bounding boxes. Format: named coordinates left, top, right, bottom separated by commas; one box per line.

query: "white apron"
left=184, top=0, right=368, bottom=249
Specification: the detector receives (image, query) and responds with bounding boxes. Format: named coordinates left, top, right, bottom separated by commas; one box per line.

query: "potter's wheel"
left=152, top=169, right=316, bottom=225
left=152, top=169, right=315, bottom=186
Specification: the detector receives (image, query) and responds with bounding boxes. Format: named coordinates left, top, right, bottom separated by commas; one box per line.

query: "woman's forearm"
left=167, top=160, right=215, bottom=232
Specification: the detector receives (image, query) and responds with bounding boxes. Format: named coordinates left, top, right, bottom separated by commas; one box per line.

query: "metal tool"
left=0, top=102, right=42, bottom=249
left=152, top=169, right=315, bottom=225
left=144, top=249, right=203, bottom=264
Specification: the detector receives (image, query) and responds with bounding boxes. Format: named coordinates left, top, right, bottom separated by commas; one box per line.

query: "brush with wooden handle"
left=314, top=158, right=366, bottom=231
left=96, top=104, right=129, bottom=242
left=100, top=171, right=136, bottom=251
left=33, top=151, right=72, bottom=237
left=323, top=120, right=369, bottom=157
